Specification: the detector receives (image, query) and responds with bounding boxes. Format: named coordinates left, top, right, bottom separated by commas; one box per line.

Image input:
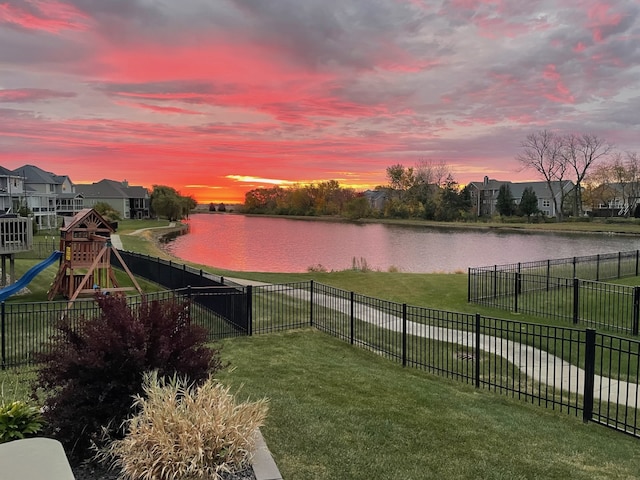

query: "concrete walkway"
left=266, top=284, right=639, bottom=409
left=110, top=222, right=176, bottom=250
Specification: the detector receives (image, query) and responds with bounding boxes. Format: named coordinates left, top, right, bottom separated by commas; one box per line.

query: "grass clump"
left=100, top=371, right=268, bottom=480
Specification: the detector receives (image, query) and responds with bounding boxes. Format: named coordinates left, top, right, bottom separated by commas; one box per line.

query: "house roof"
left=12, top=164, right=61, bottom=185
left=467, top=178, right=506, bottom=191
left=76, top=179, right=148, bottom=199
left=469, top=178, right=574, bottom=201
left=0, top=165, right=17, bottom=177
left=58, top=192, right=83, bottom=199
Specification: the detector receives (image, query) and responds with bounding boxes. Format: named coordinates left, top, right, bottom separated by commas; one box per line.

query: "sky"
left=0, top=0, right=639, bottom=203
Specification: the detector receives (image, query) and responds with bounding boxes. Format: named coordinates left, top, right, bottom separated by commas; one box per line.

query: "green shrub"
left=100, top=371, right=268, bottom=480
left=32, top=294, right=222, bottom=460
left=0, top=400, right=43, bottom=443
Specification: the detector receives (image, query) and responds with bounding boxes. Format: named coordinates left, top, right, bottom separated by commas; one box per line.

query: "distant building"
left=76, top=179, right=150, bottom=219
left=0, top=166, right=24, bottom=213
left=11, top=164, right=83, bottom=229
left=467, top=176, right=574, bottom=218
left=363, top=189, right=388, bottom=211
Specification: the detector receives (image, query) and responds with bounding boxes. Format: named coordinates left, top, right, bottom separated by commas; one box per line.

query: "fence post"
left=475, top=313, right=481, bottom=388
left=636, top=250, right=639, bottom=277
left=309, top=280, right=314, bottom=327
left=246, top=285, right=253, bottom=336
left=514, top=272, right=520, bottom=313
left=573, top=278, right=579, bottom=325
left=546, top=259, right=550, bottom=291
left=350, top=291, right=355, bottom=345
left=582, top=328, right=596, bottom=423
left=467, top=268, right=471, bottom=303
left=1, top=302, right=5, bottom=370
left=617, top=252, right=622, bottom=279
left=633, top=287, right=640, bottom=336
left=493, top=265, right=497, bottom=299
left=596, top=254, right=600, bottom=281
left=573, top=257, right=576, bottom=278
left=402, top=304, right=407, bottom=367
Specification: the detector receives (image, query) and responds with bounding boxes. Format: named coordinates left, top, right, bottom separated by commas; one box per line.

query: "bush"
left=0, top=400, right=43, bottom=443
left=99, top=371, right=268, bottom=480
left=32, top=294, right=221, bottom=460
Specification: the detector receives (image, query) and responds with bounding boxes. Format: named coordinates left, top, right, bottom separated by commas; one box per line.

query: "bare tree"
left=415, top=159, right=450, bottom=187
left=516, top=130, right=568, bottom=220
left=561, top=133, right=613, bottom=215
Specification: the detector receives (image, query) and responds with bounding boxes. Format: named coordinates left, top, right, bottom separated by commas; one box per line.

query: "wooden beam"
left=78, top=287, right=135, bottom=294
left=110, top=247, right=143, bottom=295
left=67, top=244, right=109, bottom=306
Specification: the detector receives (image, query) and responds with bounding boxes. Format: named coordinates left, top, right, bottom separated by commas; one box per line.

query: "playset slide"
left=0, top=250, right=62, bottom=302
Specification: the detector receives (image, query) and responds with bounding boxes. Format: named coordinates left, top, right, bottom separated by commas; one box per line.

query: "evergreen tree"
left=519, top=187, right=539, bottom=221
left=496, top=184, right=516, bottom=216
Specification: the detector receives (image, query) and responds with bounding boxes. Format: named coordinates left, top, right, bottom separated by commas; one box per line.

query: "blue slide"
left=0, top=250, right=62, bottom=302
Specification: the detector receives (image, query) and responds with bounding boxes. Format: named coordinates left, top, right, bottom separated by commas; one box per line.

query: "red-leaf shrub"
left=32, top=294, right=221, bottom=460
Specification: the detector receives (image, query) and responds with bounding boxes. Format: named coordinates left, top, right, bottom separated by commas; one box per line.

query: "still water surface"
left=164, top=214, right=640, bottom=273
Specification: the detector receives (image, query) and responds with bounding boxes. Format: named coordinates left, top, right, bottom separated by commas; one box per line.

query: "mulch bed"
left=71, top=461, right=257, bottom=480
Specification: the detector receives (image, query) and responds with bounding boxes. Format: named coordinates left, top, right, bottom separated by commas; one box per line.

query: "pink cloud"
left=587, top=3, right=624, bottom=42
left=115, top=101, right=203, bottom=115
left=0, top=0, right=90, bottom=33
left=0, top=88, right=76, bottom=102
left=541, top=64, right=575, bottom=104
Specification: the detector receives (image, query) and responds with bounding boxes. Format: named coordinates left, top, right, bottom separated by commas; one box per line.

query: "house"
left=467, top=176, right=574, bottom=218
left=0, top=166, right=24, bottom=213
left=363, top=189, right=388, bottom=211
left=53, top=174, right=84, bottom=217
left=76, top=179, right=150, bottom=219
left=11, top=164, right=84, bottom=229
left=587, top=183, right=640, bottom=217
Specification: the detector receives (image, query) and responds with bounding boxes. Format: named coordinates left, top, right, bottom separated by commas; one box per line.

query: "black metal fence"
left=3, top=254, right=640, bottom=439
left=469, top=251, right=640, bottom=335
left=111, top=251, right=250, bottom=333
left=470, top=250, right=640, bottom=282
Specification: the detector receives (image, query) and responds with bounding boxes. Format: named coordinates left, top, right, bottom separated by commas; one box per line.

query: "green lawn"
left=218, top=329, right=640, bottom=480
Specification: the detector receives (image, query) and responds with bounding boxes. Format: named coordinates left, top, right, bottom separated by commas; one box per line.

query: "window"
left=542, top=200, right=550, bottom=208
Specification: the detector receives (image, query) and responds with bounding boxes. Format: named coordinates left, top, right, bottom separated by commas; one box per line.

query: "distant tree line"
left=241, top=161, right=472, bottom=221
left=242, top=180, right=365, bottom=218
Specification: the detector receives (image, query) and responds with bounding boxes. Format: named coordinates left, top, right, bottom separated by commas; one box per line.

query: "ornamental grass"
left=100, top=371, right=268, bottom=480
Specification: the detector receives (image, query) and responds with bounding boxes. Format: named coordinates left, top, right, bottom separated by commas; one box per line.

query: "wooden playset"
left=48, top=208, right=142, bottom=301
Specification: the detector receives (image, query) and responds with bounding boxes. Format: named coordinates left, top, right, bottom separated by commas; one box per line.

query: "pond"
left=163, top=214, right=640, bottom=273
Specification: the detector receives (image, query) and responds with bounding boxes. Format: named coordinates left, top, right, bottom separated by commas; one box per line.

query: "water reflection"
left=164, top=214, right=640, bottom=273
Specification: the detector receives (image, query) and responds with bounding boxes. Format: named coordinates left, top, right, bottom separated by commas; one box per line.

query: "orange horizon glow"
left=1, top=0, right=638, bottom=204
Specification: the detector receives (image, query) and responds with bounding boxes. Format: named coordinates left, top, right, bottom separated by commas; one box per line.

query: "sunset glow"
left=1, top=0, right=639, bottom=203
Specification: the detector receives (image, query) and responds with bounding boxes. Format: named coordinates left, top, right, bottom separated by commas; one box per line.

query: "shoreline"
left=193, top=211, right=640, bottom=237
